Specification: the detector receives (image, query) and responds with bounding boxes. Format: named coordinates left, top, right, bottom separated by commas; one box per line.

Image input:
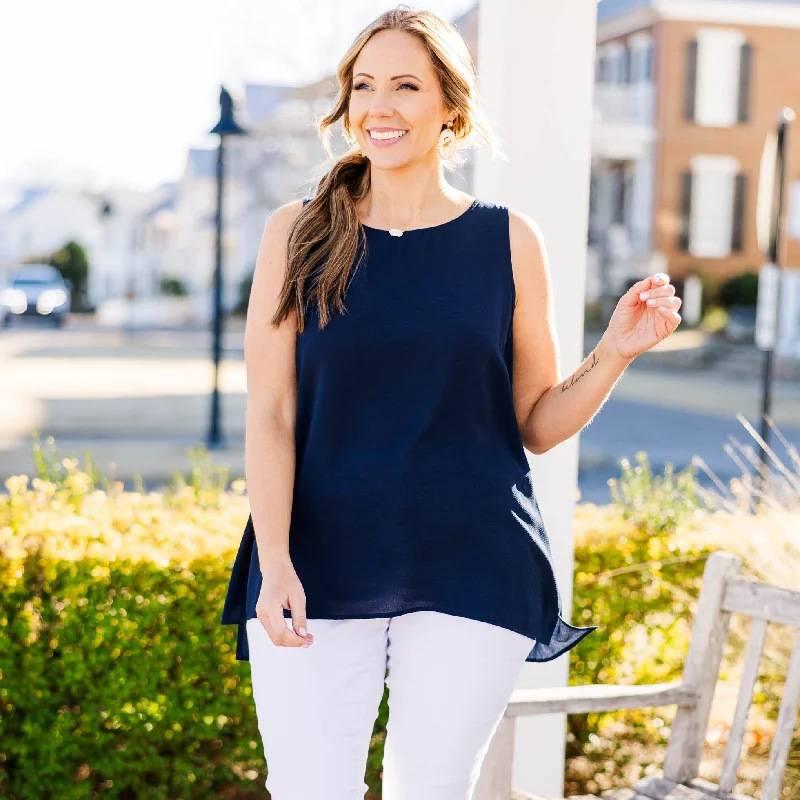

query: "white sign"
left=755, top=263, right=780, bottom=350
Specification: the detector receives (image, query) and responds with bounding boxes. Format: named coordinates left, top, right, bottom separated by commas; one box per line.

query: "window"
left=686, top=28, right=751, bottom=127
left=629, top=33, right=653, bottom=83
left=643, top=42, right=653, bottom=80
left=685, top=155, right=741, bottom=258
left=601, top=42, right=627, bottom=84
left=621, top=46, right=631, bottom=83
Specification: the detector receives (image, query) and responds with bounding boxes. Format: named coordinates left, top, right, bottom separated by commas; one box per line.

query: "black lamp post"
left=207, top=86, right=247, bottom=450
left=754, top=107, right=794, bottom=496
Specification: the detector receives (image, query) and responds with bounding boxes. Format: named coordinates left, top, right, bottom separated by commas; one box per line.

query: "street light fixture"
left=207, top=86, right=247, bottom=450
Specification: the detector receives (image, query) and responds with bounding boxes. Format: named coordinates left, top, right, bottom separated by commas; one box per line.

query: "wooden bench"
left=475, top=550, right=800, bottom=800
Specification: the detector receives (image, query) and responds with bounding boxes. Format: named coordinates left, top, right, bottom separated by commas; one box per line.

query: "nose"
left=368, top=88, right=395, bottom=119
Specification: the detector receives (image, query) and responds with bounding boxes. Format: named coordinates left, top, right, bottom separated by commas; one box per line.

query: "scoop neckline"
left=360, top=198, right=479, bottom=235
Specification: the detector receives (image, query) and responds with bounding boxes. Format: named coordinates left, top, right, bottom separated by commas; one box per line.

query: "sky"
left=0, top=0, right=475, bottom=194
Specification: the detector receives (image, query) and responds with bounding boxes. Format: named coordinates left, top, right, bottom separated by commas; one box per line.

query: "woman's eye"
left=352, top=82, right=418, bottom=91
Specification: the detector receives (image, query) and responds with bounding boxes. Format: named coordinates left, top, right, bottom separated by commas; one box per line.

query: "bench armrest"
left=505, top=681, right=695, bottom=717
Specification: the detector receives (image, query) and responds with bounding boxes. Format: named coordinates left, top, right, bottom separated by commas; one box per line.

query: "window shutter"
left=731, top=173, right=748, bottom=251
left=622, top=46, right=631, bottom=83
left=679, top=171, right=693, bottom=250
left=612, top=168, right=626, bottom=224
left=685, top=39, right=698, bottom=121
left=737, top=42, right=752, bottom=123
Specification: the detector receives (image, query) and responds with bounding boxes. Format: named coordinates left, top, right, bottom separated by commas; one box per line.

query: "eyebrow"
left=353, top=73, right=423, bottom=82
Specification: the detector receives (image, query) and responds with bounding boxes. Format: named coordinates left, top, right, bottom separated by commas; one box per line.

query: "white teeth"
left=370, top=130, right=407, bottom=140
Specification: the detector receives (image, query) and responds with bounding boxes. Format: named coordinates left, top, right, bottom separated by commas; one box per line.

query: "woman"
left=221, top=7, right=682, bottom=799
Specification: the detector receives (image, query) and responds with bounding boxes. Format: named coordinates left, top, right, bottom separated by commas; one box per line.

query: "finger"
left=633, top=273, right=671, bottom=295
left=639, top=284, right=676, bottom=301
left=657, top=305, right=682, bottom=318
left=656, top=304, right=682, bottom=323
left=627, top=275, right=665, bottom=303
left=272, top=603, right=309, bottom=648
left=256, top=604, right=284, bottom=646
left=261, top=603, right=303, bottom=647
left=643, top=295, right=681, bottom=311
left=277, top=620, right=309, bottom=647
left=289, top=591, right=312, bottom=642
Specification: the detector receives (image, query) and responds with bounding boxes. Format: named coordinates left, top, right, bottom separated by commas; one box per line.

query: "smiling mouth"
left=369, top=130, right=408, bottom=141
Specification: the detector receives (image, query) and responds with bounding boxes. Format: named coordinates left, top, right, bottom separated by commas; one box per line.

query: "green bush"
left=50, top=241, right=90, bottom=312
left=1, top=552, right=262, bottom=799
left=0, top=441, right=262, bottom=800
left=718, top=270, right=759, bottom=308
left=159, top=277, right=188, bottom=297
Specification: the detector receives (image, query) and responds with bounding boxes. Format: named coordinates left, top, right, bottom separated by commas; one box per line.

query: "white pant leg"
left=381, top=610, right=535, bottom=800
left=246, top=616, right=389, bottom=800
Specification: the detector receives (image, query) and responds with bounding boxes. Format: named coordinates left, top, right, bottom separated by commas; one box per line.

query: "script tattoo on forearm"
left=560, top=349, right=600, bottom=394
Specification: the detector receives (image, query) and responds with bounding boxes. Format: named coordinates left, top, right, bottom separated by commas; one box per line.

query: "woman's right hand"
left=255, top=554, right=315, bottom=648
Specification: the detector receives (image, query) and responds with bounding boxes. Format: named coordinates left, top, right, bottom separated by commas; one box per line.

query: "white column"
left=474, top=1, right=597, bottom=797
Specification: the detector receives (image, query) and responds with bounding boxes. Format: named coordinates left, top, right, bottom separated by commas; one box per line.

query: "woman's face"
left=348, top=29, right=453, bottom=168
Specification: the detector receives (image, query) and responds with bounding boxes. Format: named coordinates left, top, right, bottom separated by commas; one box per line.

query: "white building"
left=0, top=184, right=167, bottom=306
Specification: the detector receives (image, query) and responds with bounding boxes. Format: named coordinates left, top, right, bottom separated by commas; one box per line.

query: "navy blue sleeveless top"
left=221, top=197, right=598, bottom=663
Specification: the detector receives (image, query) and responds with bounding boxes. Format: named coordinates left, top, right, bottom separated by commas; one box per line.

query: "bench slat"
left=719, top=617, right=768, bottom=793
left=684, top=776, right=753, bottom=800
left=505, top=681, right=694, bottom=717
left=723, top=579, right=800, bottom=627
left=632, top=776, right=721, bottom=800
left=762, top=626, right=800, bottom=800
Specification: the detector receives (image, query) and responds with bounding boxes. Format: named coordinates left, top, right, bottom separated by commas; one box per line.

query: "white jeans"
left=245, top=610, right=535, bottom=800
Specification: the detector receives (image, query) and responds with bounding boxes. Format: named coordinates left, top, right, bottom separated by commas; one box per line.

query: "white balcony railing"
left=593, top=81, right=655, bottom=128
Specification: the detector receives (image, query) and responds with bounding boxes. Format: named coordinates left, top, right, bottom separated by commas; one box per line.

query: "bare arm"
left=509, top=210, right=633, bottom=455
left=244, top=200, right=304, bottom=563
left=243, top=199, right=317, bottom=648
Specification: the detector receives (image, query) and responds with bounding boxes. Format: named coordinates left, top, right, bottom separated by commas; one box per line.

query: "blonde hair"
left=272, top=5, right=501, bottom=332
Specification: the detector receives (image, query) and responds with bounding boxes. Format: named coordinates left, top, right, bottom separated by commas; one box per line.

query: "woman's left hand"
left=601, top=273, right=682, bottom=362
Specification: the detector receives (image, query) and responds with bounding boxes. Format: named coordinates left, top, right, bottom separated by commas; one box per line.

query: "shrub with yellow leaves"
left=0, top=436, right=257, bottom=799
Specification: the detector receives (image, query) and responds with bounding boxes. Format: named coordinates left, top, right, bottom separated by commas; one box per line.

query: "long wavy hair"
left=271, top=6, right=500, bottom=333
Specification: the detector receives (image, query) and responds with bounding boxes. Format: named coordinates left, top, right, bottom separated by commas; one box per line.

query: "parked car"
left=0, top=264, right=71, bottom=328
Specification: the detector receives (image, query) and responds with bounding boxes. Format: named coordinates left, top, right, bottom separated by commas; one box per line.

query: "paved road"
left=1, top=318, right=798, bottom=506
left=577, top=396, right=800, bottom=504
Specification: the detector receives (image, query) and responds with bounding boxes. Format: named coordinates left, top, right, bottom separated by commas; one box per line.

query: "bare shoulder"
left=508, top=208, right=546, bottom=259
left=265, top=198, right=307, bottom=238
left=507, top=208, right=550, bottom=305
left=246, top=199, right=308, bottom=337
left=254, top=199, right=307, bottom=275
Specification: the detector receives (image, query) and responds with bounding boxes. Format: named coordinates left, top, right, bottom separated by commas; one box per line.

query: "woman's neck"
left=361, top=161, right=464, bottom=228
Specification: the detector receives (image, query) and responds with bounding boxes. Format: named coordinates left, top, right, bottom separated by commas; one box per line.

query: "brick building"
left=590, top=0, right=800, bottom=349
